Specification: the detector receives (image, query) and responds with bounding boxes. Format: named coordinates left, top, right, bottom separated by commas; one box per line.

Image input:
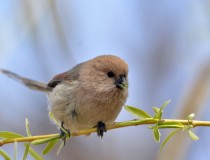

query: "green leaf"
left=160, top=100, right=171, bottom=111
left=24, top=144, right=44, bottom=160
left=187, top=113, right=195, bottom=121
left=32, top=135, right=60, bottom=145
left=42, top=138, right=59, bottom=155
left=158, top=122, right=184, bottom=129
left=49, top=112, right=69, bottom=135
left=124, top=105, right=152, bottom=119
left=153, top=126, right=160, bottom=142
left=188, top=130, right=199, bottom=141
left=154, top=112, right=162, bottom=120
left=23, top=143, right=30, bottom=160
left=160, top=128, right=181, bottom=152
left=154, top=100, right=171, bottom=120
left=0, top=149, right=11, bottom=160
left=57, top=141, right=64, bottom=155
left=153, top=107, right=160, bottom=114
left=0, top=132, right=23, bottom=139
left=25, top=118, right=32, bottom=137
left=118, top=118, right=154, bottom=127
left=49, top=112, right=60, bottom=126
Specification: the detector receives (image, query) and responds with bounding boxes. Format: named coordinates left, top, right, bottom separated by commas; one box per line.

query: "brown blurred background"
left=1, top=1, right=210, bottom=160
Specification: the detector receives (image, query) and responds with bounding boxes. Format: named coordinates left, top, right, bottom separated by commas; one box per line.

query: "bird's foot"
left=60, top=122, right=70, bottom=145
left=97, top=121, right=107, bottom=138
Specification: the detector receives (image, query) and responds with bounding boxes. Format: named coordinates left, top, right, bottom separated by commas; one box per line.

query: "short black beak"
left=115, top=75, right=127, bottom=89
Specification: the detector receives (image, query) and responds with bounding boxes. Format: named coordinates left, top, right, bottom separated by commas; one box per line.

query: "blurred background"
left=1, top=0, right=210, bottom=160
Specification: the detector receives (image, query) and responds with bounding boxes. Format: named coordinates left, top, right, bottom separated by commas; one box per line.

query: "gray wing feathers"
left=47, top=63, right=82, bottom=88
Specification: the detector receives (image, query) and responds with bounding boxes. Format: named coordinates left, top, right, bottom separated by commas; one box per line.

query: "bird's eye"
left=107, top=71, right=115, bottom=78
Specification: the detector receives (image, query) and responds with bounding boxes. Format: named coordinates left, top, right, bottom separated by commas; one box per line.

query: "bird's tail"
left=0, top=69, right=51, bottom=92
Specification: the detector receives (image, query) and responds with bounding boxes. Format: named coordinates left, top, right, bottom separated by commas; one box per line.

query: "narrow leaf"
left=124, top=105, right=152, bottom=119
left=49, top=112, right=69, bottom=135
left=32, top=135, right=60, bottom=145
left=153, top=126, right=160, bottom=142
left=158, top=122, right=184, bottom=129
left=188, top=130, right=199, bottom=141
left=118, top=118, right=154, bottom=127
left=153, top=107, right=160, bottom=114
left=42, top=138, right=59, bottom=155
left=0, top=132, right=23, bottom=139
left=49, top=112, right=60, bottom=126
left=154, top=100, right=171, bottom=120
left=22, top=143, right=30, bottom=160
left=0, top=149, right=11, bottom=160
left=57, top=141, right=64, bottom=155
left=187, top=113, right=195, bottom=121
left=160, top=99, right=171, bottom=111
left=160, top=128, right=181, bottom=152
left=24, top=144, right=44, bottom=160
left=25, top=118, right=31, bottom=137
left=154, top=112, right=162, bottom=120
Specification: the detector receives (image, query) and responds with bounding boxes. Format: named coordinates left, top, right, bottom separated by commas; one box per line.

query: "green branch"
left=0, top=118, right=210, bottom=147
left=0, top=100, right=207, bottom=159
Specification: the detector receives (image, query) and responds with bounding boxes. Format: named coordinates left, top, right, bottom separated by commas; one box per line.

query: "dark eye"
left=107, top=71, right=115, bottom=78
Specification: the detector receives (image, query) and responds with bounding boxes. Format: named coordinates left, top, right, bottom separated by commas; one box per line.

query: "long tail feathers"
left=0, top=69, right=51, bottom=92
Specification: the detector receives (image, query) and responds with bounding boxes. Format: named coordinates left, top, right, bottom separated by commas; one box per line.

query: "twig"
left=1, top=118, right=210, bottom=147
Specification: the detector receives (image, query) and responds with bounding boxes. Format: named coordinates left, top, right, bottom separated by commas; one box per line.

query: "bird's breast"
left=74, top=87, right=128, bottom=128
left=47, top=82, right=128, bottom=131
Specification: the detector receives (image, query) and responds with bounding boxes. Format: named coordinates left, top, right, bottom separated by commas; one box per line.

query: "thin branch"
left=1, top=118, right=210, bottom=147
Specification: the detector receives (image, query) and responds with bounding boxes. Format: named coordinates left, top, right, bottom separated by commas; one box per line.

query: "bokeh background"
left=1, top=1, right=210, bottom=160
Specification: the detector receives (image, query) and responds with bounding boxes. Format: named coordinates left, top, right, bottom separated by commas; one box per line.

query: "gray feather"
left=0, top=69, right=51, bottom=92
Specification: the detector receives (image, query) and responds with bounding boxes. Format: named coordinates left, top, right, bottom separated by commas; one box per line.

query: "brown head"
left=79, top=55, right=128, bottom=94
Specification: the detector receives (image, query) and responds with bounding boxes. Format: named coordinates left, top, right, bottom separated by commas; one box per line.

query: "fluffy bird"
left=0, top=55, right=128, bottom=139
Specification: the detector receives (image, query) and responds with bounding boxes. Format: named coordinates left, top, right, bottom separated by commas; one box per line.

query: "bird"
left=0, top=55, right=128, bottom=140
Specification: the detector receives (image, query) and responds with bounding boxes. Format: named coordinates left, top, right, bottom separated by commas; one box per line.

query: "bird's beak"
left=115, top=76, right=128, bottom=89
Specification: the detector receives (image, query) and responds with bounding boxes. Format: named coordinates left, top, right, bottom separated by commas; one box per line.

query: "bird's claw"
left=97, top=122, right=107, bottom=138
left=60, top=122, right=70, bottom=145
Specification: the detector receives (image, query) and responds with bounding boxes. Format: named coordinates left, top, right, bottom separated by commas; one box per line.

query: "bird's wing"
left=47, top=63, right=82, bottom=88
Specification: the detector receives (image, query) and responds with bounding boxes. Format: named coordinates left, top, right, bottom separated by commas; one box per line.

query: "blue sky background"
left=1, top=1, right=210, bottom=160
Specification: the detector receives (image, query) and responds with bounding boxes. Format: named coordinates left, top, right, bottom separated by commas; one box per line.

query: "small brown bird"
left=0, top=55, right=128, bottom=139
